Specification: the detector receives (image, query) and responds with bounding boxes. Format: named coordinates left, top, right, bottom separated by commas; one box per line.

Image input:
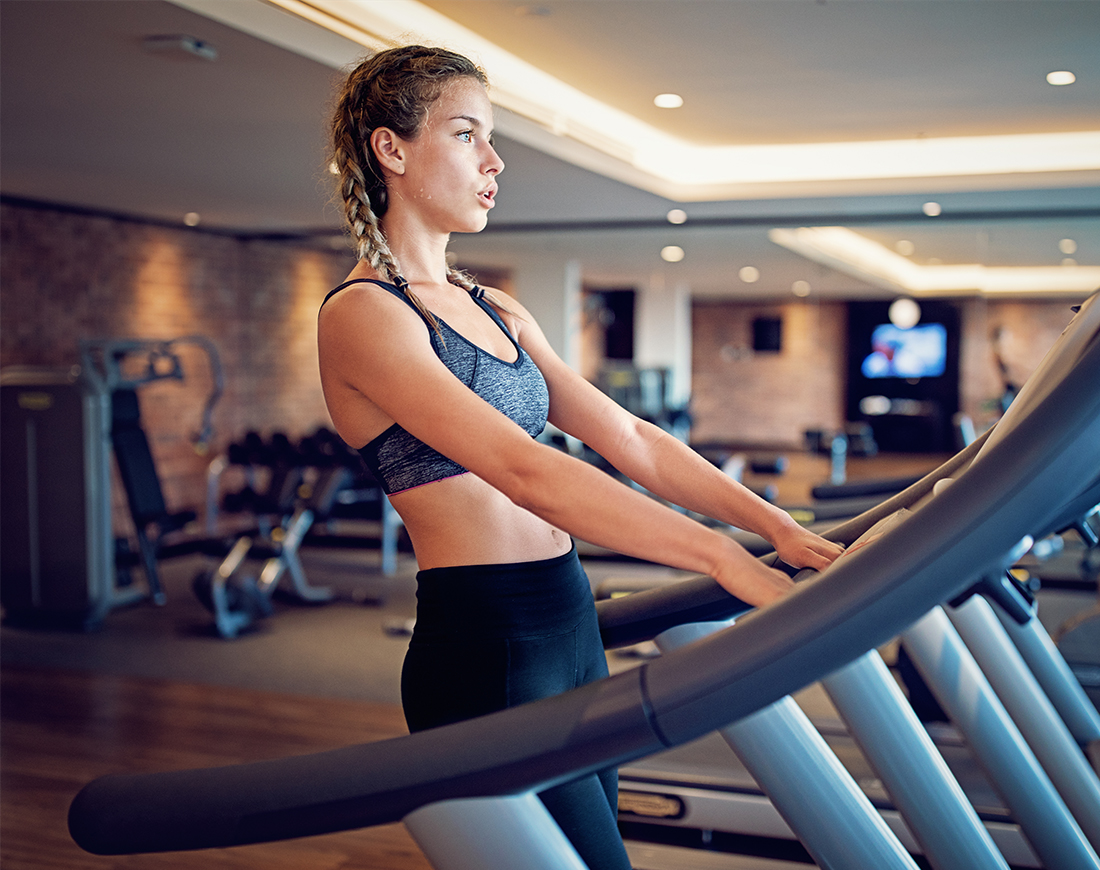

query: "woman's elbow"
left=488, top=445, right=565, bottom=514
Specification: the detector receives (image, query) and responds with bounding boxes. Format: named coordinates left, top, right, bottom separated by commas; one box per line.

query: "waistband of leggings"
left=412, top=543, right=592, bottom=637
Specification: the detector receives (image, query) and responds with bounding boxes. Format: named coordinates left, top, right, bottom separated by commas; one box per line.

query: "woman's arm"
left=319, top=286, right=795, bottom=606
left=509, top=299, right=844, bottom=572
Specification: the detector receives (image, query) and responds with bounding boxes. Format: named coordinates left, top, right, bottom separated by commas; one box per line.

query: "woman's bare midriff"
left=388, top=472, right=573, bottom=569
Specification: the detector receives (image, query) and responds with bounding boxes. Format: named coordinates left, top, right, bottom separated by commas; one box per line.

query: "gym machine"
left=1, top=365, right=117, bottom=629
left=616, top=295, right=1100, bottom=868
left=81, top=336, right=223, bottom=605
left=190, top=432, right=350, bottom=639
left=1, top=335, right=222, bottom=627
left=68, top=292, right=1100, bottom=868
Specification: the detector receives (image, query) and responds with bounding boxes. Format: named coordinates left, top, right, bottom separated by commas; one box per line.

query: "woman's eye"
left=458, top=131, right=473, bottom=143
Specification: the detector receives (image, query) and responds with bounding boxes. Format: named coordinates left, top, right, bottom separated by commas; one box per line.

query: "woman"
left=319, top=45, right=843, bottom=869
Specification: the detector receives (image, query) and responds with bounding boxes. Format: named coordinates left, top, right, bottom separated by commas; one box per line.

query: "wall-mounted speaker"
left=752, top=316, right=783, bottom=353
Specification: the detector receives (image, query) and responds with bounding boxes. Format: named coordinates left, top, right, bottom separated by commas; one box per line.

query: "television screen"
left=861, top=323, right=947, bottom=379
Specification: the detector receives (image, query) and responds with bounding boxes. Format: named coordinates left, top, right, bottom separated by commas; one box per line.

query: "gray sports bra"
left=321, top=279, right=549, bottom=495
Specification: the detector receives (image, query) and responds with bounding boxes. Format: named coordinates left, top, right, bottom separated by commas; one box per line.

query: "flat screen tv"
left=861, top=322, right=947, bottom=379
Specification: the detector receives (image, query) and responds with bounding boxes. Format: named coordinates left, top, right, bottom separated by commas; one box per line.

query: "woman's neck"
left=381, top=214, right=452, bottom=289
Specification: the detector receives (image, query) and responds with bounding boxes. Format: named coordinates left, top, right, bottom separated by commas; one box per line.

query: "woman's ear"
left=370, top=127, right=406, bottom=176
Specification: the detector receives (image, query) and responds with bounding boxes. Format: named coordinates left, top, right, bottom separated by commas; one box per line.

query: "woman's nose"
left=486, top=146, right=503, bottom=175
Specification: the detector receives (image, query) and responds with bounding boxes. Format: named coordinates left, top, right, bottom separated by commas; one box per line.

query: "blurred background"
left=3, top=0, right=1098, bottom=518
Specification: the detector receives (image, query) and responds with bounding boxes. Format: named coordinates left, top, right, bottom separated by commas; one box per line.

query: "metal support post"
left=822, top=650, right=1009, bottom=870
left=657, top=621, right=919, bottom=870
left=947, top=594, right=1100, bottom=850
left=902, top=606, right=1099, bottom=869
left=404, top=793, right=588, bottom=870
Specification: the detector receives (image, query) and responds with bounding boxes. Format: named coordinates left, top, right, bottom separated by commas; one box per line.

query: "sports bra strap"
left=321, top=278, right=396, bottom=309
left=321, top=278, right=487, bottom=309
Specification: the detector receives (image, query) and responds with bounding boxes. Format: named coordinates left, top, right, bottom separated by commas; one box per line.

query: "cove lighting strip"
left=769, top=227, right=1100, bottom=296
left=244, top=0, right=1100, bottom=201
left=172, top=0, right=1100, bottom=200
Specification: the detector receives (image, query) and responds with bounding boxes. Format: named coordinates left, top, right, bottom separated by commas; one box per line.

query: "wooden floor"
left=1, top=665, right=432, bottom=870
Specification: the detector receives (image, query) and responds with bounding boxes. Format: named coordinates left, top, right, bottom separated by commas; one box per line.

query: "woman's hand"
left=770, top=523, right=845, bottom=572
left=710, top=523, right=843, bottom=609
left=709, top=539, right=796, bottom=608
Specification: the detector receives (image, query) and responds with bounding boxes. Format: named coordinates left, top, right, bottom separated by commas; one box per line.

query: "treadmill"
left=69, top=290, right=1100, bottom=869
left=614, top=294, right=1100, bottom=869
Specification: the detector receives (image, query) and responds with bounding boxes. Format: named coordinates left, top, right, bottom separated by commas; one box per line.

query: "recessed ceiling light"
left=1059, top=238, right=1078, bottom=255
left=922, top=202, right=943, bottom=217
left=889, top=298, right=922, bottom=329
left=1047, top=70, right=1076, bottom=86
left=895, top=239, right=916, bottom=256
left=184, top=212, right=201, bottom=226
left=666, top=209, right=687, bottom=224
left=661, top=245, right=685, bottom=263
left=654, top=93, right=684, bottom=109
left=792, top=280, right=811, bottom=297
left=738, top=266, right=760, bottom=283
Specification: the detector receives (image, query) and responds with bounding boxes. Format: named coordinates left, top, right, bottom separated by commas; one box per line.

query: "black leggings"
left=401, top=545, right=631, bottom=870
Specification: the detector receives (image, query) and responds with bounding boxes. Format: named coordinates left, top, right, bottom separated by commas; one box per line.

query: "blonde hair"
left=331, top=45, right=504, bottom=330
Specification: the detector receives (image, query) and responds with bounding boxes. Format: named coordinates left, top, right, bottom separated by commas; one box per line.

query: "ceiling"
left=2, top=0, right=1098, bottom=300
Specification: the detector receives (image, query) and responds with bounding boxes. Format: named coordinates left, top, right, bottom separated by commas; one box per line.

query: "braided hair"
left=330, top=45, right=492, bottom=327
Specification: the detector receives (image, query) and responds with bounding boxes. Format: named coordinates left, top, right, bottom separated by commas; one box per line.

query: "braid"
left=331, top=47, right=509, bottom=334
left=330, top=73, right=391, bottom=268
left=446, top=266, right=478, bottom=294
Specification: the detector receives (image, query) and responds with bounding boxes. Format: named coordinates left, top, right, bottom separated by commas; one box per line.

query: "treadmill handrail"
left=69, top=295, right=1100, bottom=857
left=595, top=427, right=991, bottom=649
left=69, top=667, right=662, bottom=854
left=596, top=573, right=753, bottom=648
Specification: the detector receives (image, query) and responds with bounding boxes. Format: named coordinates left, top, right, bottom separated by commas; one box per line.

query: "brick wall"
left=1, top=201, right=353, bottom=529
left=689, top=295, right=1080, bottom=449
left=690, top=299, right=847, bottom=448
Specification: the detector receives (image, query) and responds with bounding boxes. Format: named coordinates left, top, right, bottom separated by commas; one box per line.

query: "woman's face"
left=389, top=77, right=504, bottom=235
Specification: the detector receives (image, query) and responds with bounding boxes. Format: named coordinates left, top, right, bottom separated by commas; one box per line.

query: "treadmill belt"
left=619, top=714, right=1011, bottom=823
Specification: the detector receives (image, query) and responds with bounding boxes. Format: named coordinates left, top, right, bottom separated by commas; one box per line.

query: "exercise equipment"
left=205, top=431, right=305, bottom=538
left=618, top=503, right=1100, bottom=866
left=83, top=336, right=223, bottom=605
left=107, top=387, right=199, bottom=605
left=657, top=615, right=1018, bottom=868
left=68, top=292, right=1100, bottom=868
left=1035, top=507, right=1100, bottom=704
left=198, top=426, right=407, bottom=634
left=618, top=296, right=1100, bottom=867
left=1, top=336, right=222, bottom=626
left=191, top=431, right=353, bottom=638
left=1, top=366, right=117, bottom=629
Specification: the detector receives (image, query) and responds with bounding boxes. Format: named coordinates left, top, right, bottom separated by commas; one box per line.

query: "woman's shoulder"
left=318, top=276, right=429, bottom=346
left=322, top=273, right=402, bottom=309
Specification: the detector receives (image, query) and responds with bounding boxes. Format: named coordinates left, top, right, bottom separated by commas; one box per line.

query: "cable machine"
left=0, top=337, right=222, bottom=628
